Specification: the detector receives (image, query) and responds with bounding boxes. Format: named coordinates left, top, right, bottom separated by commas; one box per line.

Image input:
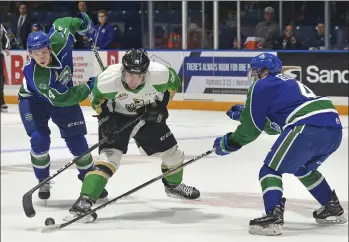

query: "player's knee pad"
left=30, top=131, right=50, bottom=155
left=160, top=145, right=184, bottom=169
left=65, top=135, right=89, bottom=156
left=259, top=164, right=283, bottom=194
left=91, top=148, right=122, bottom=180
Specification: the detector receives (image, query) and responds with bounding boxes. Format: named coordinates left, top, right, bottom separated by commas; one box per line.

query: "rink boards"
left=2, top=50, right=348, bottom=115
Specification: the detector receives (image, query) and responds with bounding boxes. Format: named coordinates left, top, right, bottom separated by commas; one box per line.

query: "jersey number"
left=276, top=74, right=317, bottom=98
left=49, top=90, right=56, bottom=99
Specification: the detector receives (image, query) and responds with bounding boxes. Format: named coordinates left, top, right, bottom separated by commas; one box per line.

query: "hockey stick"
left=41, top=148, right=216, bottom=233
left=88, top=38, right=105, bottom=70
left=22, top=115, right=143, bottom=218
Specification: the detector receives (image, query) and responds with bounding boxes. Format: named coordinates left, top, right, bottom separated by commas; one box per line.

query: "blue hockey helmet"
left=27, top=30, right=50, bottom=51
left=250, top=53, right=282, bottom=75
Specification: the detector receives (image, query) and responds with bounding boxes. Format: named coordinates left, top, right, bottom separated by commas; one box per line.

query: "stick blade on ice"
left=22, top=192, right=35, bottom=218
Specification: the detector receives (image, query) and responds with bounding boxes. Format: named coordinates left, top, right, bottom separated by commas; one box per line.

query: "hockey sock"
left=81, top=160, right=117, bottom=201
left=259, top=164, right=283, bottom=213
left=295, top=167, right=332, bottom=205
left=76, top=154, right=94, bottom=181
left=162, top=166, right=183, bottom=186
left=31, top=152, right=50, bottom=180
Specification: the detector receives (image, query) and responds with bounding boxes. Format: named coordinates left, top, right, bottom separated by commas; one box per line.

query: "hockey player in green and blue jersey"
left=18, top=13, right=107, bottom=201
left=213, top=53, right=347, bottom=236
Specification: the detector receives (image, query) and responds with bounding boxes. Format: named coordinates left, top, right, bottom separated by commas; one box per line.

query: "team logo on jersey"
left=38, top=83, right=49, bottom=90
left=116, top=93, right=128, bottom=100
left=56, top=66, right=72, bottom=85
left=125, top=98, right=146, bottom=112
left=281, top=66, right=302, bottom=82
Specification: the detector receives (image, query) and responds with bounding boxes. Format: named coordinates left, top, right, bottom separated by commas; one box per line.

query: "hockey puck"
left=45, top=217, right=55, bottom=226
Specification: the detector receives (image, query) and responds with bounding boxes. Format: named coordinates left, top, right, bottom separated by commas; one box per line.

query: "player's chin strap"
left=41, top=147, right=216, bottom=233
left=22, top=114, right=144, bottom=218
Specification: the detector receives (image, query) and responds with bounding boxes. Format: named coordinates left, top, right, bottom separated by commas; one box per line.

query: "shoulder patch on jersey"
left=115, top=92, right=128, bottom=100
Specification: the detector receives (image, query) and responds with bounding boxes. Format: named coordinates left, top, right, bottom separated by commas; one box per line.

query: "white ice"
left=1, top=105, right=348, bottom=242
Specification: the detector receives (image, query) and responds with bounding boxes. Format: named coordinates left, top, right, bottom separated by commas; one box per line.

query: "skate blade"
left=249, top=224, right=283, bottom=236
left=63, top=213, right=95, bottom=223
left=166, top=193, right=201, bottom=201
left=315, top=215, right=348, bottom=225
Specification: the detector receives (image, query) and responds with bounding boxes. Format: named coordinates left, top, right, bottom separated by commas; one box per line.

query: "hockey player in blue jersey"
left=18, top=13, right=107, bottom=201
left=213, top=53, right=347, bottom=236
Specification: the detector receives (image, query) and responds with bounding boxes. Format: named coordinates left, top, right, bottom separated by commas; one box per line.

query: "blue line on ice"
left=1, top=135, right=217, bottom=154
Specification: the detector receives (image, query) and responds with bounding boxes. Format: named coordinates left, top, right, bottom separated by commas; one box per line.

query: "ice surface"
left=1, top=105, right=348, bottom=242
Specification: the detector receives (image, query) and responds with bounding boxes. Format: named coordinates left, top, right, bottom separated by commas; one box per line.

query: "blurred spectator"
left=273, top=25, right=302, bottom=50
left=92, top=9, right=116, bottom=50
left=31, top=23, right=41, bottom=33
left=254, top=6, right=280, bottom=49
left=307, top=23, right=335, bottom=50
left=76, top=1, right=97, bottom=25
left=73, top=1, right=97, bottom=49
left=11, top=1, right=32, bottom=49
left=0, top=23, right=10, bottom=112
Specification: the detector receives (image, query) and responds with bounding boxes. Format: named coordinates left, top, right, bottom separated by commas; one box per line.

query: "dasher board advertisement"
left=142, top=51, right=277, bottom=94
left=279, top=52, right=348, bottom=97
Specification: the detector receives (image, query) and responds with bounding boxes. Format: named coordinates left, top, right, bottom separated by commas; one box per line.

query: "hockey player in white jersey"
left=67, top=49, right=200, bottom=220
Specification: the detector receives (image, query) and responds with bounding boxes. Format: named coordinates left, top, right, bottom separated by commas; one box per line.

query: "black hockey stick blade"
left=42, top=148, right=216, bottom=231
left=22, top=115, right=143, bottom=218
left=22, top=192, right=35, bottom=218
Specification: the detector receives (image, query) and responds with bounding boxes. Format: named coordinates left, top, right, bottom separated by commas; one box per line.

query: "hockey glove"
left=213, top=132, right=242, bottom=156
left=86, top=77, right=96, bottom=91
left=98, top=110, right=118, bottom=144
left=76, top=12, right=95, bottom=38
left=137, top=100, right=169, bottom=123
left=226, top=104, right=244, bottom=121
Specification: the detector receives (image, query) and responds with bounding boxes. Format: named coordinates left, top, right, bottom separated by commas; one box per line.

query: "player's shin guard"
left=295, top=167, right=332, bottom=205
left=31, top=151, right=52, bottom=199
left=31, top=151, right=50, bottom=180
left=80, top=149, right=120, bottom=201
left=259, top=164, right=283, bottom=213
left=65, top=135, right=95, bottom=181
left=75, top=153, right=94, bottom=181
left=161, top=146, right=200, bottom=200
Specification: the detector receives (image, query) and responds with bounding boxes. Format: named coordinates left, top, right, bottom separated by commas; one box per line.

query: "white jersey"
left=92, top=61, right=180, bottom=115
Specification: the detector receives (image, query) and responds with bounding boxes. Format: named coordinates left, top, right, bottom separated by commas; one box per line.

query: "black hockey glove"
left=137, top=100, right=169, bottom=123
left=97, top=109, right=118, bottom=144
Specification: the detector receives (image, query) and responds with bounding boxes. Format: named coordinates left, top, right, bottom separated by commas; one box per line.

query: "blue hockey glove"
left=76, top=12, right=95, bottom=38
left=226, top=104, right=244, bottom=121
left=86, top=77, right=96, bottom=91
left=213, top=132, right=242, bottom=156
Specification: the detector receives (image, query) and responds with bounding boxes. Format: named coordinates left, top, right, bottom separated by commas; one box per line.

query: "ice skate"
left=64, top=195, right=97, bottom=223
left=249, top=197, right=286, bottom=236
left=165, top=183, right=200, bottom=200
left=38, top=180, right=52, bottom=200
left=313, top=190, right=347, bottom=224
left=1, top=104, right=8, bottom=113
